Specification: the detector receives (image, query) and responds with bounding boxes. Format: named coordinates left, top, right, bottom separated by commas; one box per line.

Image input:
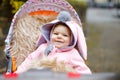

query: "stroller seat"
left=4, top=0, right=81, bottom=73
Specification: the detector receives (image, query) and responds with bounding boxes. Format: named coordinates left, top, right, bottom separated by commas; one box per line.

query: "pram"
left=4, top=0, right=82, bottom=73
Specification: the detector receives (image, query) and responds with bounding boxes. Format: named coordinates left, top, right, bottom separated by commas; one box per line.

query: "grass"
left=86, top=23, right=120, bottom=73
left=86, top=24, right=102, bottom=72
left=87, top=24, right=102, bottom=50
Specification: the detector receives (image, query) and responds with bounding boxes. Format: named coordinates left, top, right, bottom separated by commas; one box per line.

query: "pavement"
left=86, top=8, right=120, bottom=23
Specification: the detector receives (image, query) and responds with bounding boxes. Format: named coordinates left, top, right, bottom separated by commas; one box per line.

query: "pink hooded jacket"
left=15, top=11, right=91, bottom=74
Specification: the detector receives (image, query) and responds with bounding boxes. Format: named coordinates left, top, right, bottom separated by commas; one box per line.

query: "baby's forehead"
left=53, top=23, right=70, bottom=30
left=53, top=24, right=71, bottom=33
left=54, top=22, right=68, bottom=27
left=54, top=24, right=68, bottom=29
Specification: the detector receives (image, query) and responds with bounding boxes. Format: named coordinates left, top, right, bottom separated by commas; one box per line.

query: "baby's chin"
left=54, top=44, right=65, bottom=48
left=54, top=45, right=62, bottom=48
left=52, top=42, right=69, bottom=48
left=54, top=45, right=69, bottom=49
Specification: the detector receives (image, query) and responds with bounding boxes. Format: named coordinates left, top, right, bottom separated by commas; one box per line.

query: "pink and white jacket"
left=15, top=12, right=91, bottom=74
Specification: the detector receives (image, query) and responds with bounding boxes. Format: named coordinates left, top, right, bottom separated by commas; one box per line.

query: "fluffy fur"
left=57, top=11, right=71, bottom=22
left=10, top=14, right=57, bottom=66
left=28, top=55, right=76, bottom=73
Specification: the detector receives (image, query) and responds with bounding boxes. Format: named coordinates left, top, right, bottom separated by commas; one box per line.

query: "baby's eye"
left=53, top=33, right=58, bottom=35
left=63, top=34, right=68, bottom=37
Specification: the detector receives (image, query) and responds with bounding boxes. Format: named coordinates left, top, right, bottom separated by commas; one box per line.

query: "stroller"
left=4, top=0, right=82, bottom=73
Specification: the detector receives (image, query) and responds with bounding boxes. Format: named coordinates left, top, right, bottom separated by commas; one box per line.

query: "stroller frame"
left=4, top=0, right=81, bottom=73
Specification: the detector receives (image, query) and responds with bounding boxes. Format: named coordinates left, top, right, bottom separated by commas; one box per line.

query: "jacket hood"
left=37, top=11, right=87, bottom=60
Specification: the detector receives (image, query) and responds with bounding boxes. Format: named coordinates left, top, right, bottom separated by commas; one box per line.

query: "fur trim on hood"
left=37, top=11, right=87, bottom=60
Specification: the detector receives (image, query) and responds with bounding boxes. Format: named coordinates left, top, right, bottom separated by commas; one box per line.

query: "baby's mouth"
left=55, top=40, right=63, bottom=44
left=56, top=41, right=62, bottom=43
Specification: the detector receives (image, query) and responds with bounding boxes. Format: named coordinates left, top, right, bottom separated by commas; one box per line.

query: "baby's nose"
left=57, top=34, right=62, bottom=38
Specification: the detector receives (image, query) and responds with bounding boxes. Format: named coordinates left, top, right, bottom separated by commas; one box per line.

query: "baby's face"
left=50, top=24, right=71, bottom=48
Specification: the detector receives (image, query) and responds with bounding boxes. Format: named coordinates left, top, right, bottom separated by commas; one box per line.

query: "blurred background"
left=0, top=0, right=120, bottom=74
